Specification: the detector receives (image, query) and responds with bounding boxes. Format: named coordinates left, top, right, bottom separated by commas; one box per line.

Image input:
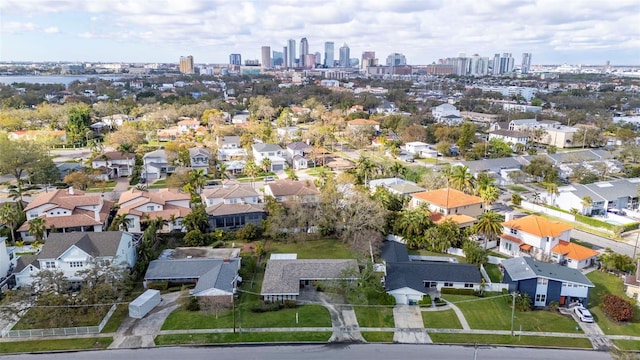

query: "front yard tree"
left=28, top=217, right=46, bottom=243
left=0, top=202, right=24, bottom=244
left=243, top=160, right=260, bottom=187
left=0, top=137, right=49, bottom=182
left=63, top=171, right=94, bottom=190
left=66, top=105, right=92, bottom=145
left=473, top=211, right=503, bottom=249
left=462, top=240, right=488, bottom=267
left=336, top=190, right=387, bottom=256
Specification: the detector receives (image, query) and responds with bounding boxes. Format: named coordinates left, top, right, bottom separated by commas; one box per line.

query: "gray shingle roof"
left=38, top=232, right=127, bottom=259
left=252, top=143, right=283, bottom=153
left=502, top=257, right=594, bottom=287
left=385, top=262, right=482, bottom=292
left=261, top=259, right=359, bottom=296
left=145, top=258, right=240, bottom=294
left=381, top=241, right=410, bottom=263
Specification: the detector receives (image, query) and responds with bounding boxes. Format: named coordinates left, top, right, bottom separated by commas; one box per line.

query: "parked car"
left=574, top=306, right=594, bottom=323
left=264, top=176, right=275, bottom=182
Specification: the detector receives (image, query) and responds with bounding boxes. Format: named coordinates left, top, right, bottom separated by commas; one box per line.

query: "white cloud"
left=43, top=26, right=59, bottom=33
left=1, top=21, right=38, bottom=34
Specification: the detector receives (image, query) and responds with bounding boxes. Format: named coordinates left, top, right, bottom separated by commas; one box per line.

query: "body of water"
left=0, top=75, right=125, bottom=86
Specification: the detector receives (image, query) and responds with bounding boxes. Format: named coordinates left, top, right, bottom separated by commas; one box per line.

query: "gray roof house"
left=552, top=177, right=640, bottom=215
left=381, top=241, right=482, bottom=305
left=145, top=258, right=240, bottom=298
left=502, top=256, right=594, bottom=307
left=260, top=258, right=359, bottom=302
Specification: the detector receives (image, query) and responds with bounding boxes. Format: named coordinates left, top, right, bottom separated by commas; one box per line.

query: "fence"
left=520, top=201, right=576, bottom=222
left=3, top=303, right=117, bottom=338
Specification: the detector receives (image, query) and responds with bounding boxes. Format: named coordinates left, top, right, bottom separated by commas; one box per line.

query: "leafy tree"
left=0, top=202, right=24, bottom=244
left=396, top=208, right=433, bottom=248
left=183, top=205, right=209, bottom=233
left=336, top=190, right=387, bottom=256
left=29, top=157, right=60, bottom=187
left=462, top=240, right=488, bottom=267
left=184, top=229, right=206, bottom=246
left=66, top=105, right=92, bottom=145
left=63, top=171, right=94, bottom=190
left=511, top=193, right=522, bottom=205
left=599, top=248, right=636, bottom=273
left=523, top=156, right=559, bottom=183
left=0, top=137, right=49, bottom=182
left=515, top=292, right=532, bottom=312
left=602, top=294, right=635, bottom=322
left=456, top=122, right=476, bottom=150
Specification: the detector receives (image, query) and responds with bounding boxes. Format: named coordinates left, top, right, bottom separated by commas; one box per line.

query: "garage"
left=271, top=164, right=284, bottom=171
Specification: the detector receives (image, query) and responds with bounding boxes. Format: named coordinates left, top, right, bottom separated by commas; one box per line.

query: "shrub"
left=419, top=295, right=432, bottom=307
left=147, top=281, right=169, bottom=291
left=378, top=292, right=396, bottom=306
left=250, top=302, right=283, bottom=313
left=548, top=300, right=559, bottom=312
left=283, top=300, right=297, bottom=309
left=185, top=296, right=200, bottom=311
left=441, top=288, right=475, bottom=296
left=602, top=294, right=635, bottom=322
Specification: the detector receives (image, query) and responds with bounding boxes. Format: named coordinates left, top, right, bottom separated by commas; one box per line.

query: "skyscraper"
left=386, top=53, right=407, bottom=66
left=324, top=42, right=334, bottom=68
left=287, top=39, right=296, bottom=68
left=283, top=46, right=288, bottom=69
left=261, top=46, right=271, bottom=68
left=339, top=43, right=350, bottom=67
left=273, top=51, right=284, bottom=67
left=299, top=37, right=309, bottom=68
left=361, top=51, right=376, bottom=70
left=229, top=53, right=241, bottom=66
left=521, top=53, right=532, bottom=74
left=179, top=55, right=194, bottom=74
left=314, top=52, right=321, bottom=66
left=492, top=53, right=501, bottom=74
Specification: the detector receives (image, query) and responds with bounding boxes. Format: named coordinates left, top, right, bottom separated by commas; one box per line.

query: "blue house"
left=502, top=257, right=594, bottom=307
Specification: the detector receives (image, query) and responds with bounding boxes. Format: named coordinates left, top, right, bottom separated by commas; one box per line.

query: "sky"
left=1, top=0, right=639, bottom=65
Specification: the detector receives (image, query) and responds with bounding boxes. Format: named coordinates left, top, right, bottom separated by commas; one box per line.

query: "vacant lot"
left=266, top=238, right=356, bottom=259
left=13, top=305, right=111, bottom=330
left=354, top=306, right=394, bottom=328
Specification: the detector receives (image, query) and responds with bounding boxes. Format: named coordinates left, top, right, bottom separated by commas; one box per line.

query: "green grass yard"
left=266, top=238, right=356, bottom=259
left=613, top=340, right=640, bottom=351
left=429, top=333, right=592, bottom=348
left=422, top=309, right=462, bottom=329
left=361, top=332, right=394, bottom=342
left=443, top=294, right=581, bottom=333
left=586, top=271, right=640, bottom=336
left=155, top=332, right=331, bottom=345
left=13, top=306, right=111, bottom=330
left=484, top=263, right=503, bottom=283
left=101, top=304, right=129, bottom=333
left=0, top=337, right=112, bottom=354
left=353, top=306, right=395, bottom=328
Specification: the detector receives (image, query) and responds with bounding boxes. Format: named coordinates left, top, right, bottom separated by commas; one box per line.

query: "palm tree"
left=0, top=203, right=24, bottom=244
left=110, top=214, right=132, bottom=231
left=546, top=183, right=559, bottom=206
left=28, top=217, right=47, bottom=242
left=475, top=172, right=495, bottom=195
left=450, top=166, right=475, bottom=194
left=581, top=196, right=593, bottom=215
left=531, top=192, right=541, bottom=204
left=187, top=169, right=206, bottom=194
left=388, top=162, right=406, bottom=180
left=8, top=181, right=38, bottom=210
left=397, top=208, right=433, bottom=248
left=243, top=160, right=260, bottom=188
left=473, top=211, right=503, bottom=249
left=260, top=157, right=272, bottom=173
left=480, top=185, right=500, bottom=211
left=356, top=155, right=376, bottom=186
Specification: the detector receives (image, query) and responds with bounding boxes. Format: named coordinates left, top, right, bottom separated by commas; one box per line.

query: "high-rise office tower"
left=179, top=55, right=194, bottom=74
left=492, top=53, right=501, bottom=74
left=283, top=46, right=288, bottom=69
left=273, top=51, right=284, bottom=67
left=261, top=46, right=271, bottom=68
left=339, top=43, right=350, bottom=67
left=324, top=42, right=334, bottom=68
left=314, top=52, right=321, bottom=66
left=361, top=51, right=376, bottom=70
left=229, top=53, right=241, bottom=66
left=299, top=37, right=309, bottom=68
left=386, top=53, right=407, bottom=66
left=287, top=39, right=296, bottom=68
left=521, top=53, right=532, bottom=74
left=499, top=53, right=514, bottom=74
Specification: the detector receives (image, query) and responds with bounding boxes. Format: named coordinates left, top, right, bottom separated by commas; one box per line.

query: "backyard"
left=266, top=238, right=357, bottom=259
left=586, top=271, right=640, bottom=336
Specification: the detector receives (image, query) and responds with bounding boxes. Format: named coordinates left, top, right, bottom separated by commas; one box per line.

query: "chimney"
left=68, top=186, right=74, bottom=195
left=504, top=211, right=513, bottom=222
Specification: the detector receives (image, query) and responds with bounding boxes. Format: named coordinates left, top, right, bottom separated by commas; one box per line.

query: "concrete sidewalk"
left=392, top=305, right=432, bottom=344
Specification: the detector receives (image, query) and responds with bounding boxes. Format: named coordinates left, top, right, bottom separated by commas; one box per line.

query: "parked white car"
left=574, top=306, right=594, bottom=323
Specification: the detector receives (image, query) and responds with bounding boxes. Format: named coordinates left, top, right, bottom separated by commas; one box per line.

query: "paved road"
left=572, top=229, right=638, bottom=257
left=5, top=344, right=613, bottom=360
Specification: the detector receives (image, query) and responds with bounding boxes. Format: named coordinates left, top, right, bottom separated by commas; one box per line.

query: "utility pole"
left=510, top=292, right=517, bottom=336
left=634, top=231, right=639, bottom=259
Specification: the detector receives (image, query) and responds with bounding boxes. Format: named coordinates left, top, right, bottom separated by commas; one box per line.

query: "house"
left=488, top=130, right=529, bottom=149
left=116, top=188, right=191, bottom=233
left=261, top=255, right=359, bottom=302
left=144, top=258, right=240, bottom=301
left=101, top=114, right=134, bottom=128
left=346, top=119, right=380, bottom=131
left=432, top=104, right=460, bottom=124
left=410, top=188, right=484, bottom=218
left=551, top=178, right=640, bottom=215
left=264, top=179, right=320, bottom=204
left=624, top=260, right=640, bottom=302
left=368, top=178, right=419, bottom=193
left=276, top=127, right=301, bottom=141
left=499, top=214, right=598, bottom=269
left=404, top=142, right=431, bottom=155
left=141, top=150, right=176, bottom=180
left=508, top=119, right=538, bottom=131
left=13, top=231, right=136, bottom=288
left=189, top=147, right=211, bottom=174
left=201, top=183, right=261, bottom=207
left=502, top=256, right=594, bottom=307
left=439, top=114, right=464, bottom=126
left=381, top=241, right=483, bottom=305
left=216, top=136, right=241, bottom=149
left=8, top=130, right=67, bottom=143
left=217, top=136, right=247, bottom=161
left=177, top=118, right=200, bottom=132
left=18, top=187, right=114, bottom=240
left=0, top=238, right=14, bottom=280
left=91, top=151, right=135, bottom=178
left=286, top=142, right=312, bottom=170
left=200, top=183, right=266, bottom=230
left=56, top=162, right=85, bottom=179
left=454, top=157, right=525, bottom=185
left=251, top=143, right=287, bottom=171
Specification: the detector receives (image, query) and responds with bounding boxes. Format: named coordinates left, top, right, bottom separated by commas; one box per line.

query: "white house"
left=251, top=143, right=287, bottom=171
left=404, top=142, right=431, bottom=155
left=116, top=188, right=191, bottom=233
left=189, top=147, right=211, bottom=174
left=432, top=104, right=460, bottom=123
left=13, top=232, right=137, bottom=288
left=101, top=114, right=134, bottom=128
left=141, top=150, right=176, bottom=180
left=91, top=151, right=135, bottom=178
left=176, top=118, right=200, bottom=132
left=286, top=142, right=312, bottom=170
left=488, top=130, right=529, bottom=149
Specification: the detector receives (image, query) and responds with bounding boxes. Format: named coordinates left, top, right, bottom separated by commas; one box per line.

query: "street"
left=573, top=229, right=639, bottom=258
left=3, top=344, right=613, bottom=360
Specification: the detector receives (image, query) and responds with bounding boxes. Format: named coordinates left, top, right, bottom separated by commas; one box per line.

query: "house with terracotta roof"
left=410, top=188, right=484, bottom=220
left=499, top=214, right=598, bottom=269
left=624, top=260, right=640, bottom=303
left=347, top=118, right=380, bottom=131
left=8, top=130, right=67, bottom=143
left=177, top=118, right=201, bottom=132
left=18, top=187, right=114, bottom=240
left=91, top=151, right=135, bottom=178
left=201, top=183, right=267, bottom=229
left=13, top=232, right=136, bottom=288
left=264, top=180, right=320, bottom=204
left=117, top=188, right=191, bottom=233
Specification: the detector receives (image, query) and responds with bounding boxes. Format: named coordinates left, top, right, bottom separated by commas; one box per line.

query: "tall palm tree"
left=450, top=166, right=475, bottom=194
left=356, top=155, right=376, bottom=186
left=546, top=183, right=559, bottom=206
left=473, top=211, right=503, bottom=249
left=475, top=172, right=495, bottom=195
left=243, top=160, right=260, bottom=188
left=0, top=203, right=24, bottom=244
left=28, top=217, right=47, bottom=242
left=110, top=214, right=132, bottom=231
left=581, top=196, right=593, bottom=215
left=480, top=185, right=500, bottom=211
left=397, top=208, right=433, bottom=248
left=388, top=162, right=406, bottom=180
left=188, top=169, right=206, bottom=194
left=8, top=181, right=38, bottom=210
left=260, top=157, right=272, bottom=173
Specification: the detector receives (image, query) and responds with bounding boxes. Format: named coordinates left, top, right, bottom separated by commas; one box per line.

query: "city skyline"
left=0, top=0, right=638, bottom=65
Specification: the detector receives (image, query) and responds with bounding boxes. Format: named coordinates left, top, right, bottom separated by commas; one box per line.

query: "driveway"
left=109, top=292, right=180, bottom=349
left=562, top=307, right=612, bottom=350
left=392, top=305, right=432, bottom=344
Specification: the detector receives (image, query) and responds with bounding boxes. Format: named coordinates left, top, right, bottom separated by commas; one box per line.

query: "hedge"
left=602, top=294, right=635, bottom=322
left=441, top=288, right=475, bottom=296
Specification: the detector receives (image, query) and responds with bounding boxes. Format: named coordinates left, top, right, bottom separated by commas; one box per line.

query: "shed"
left=129, top=289, right=161, bottom=319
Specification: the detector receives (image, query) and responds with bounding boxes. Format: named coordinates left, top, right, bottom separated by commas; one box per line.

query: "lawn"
left=613, top=340, right=640, bottom=351
left=353, top=306, right=394, bottom=328
left=507, top=185, right=529, bottom=193
left=13, top=305, right=111, bottom=330
left=162, top=305, right=331, bottom=330
left=422, top=309, right=462, bottom=329
left=266, top=238, right=356, bottom=259
left=361, top=332, right=394, bottom=342
left=85, top=181, right=116, bottom=192
left=148, top=179, right=167, bottom=189
left=155, top=332, right=331, bottom=345
left=0, top=337, right=112, bottom=354
left=484, top=263, right=503, bottom=283
left=429, top=333, right=592, bottom=348
left=101, top=304, right=129, bottom=333
left=444, top=294, right=581, bottom=332
left=586, top=271, right=640, bottom=336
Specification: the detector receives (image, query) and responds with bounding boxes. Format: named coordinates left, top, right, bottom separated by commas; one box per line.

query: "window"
left=510, top=228, right=518, bottom=235
left=464, top=283, right=474, bottom=288
left=45, top=261, right=55, bottom=269
left=69, top=261, right=84, bottom=268
left=504, top=243, right=512, bottom=251
left=147, top=205, right=155, bottom=211
left=535, top=294, right=546, bottom=303
left=424, top=281, right=437, bottom=288
left=537, top=278, right=548, bottom=285
left=443, top=282, right=453, bottom=287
